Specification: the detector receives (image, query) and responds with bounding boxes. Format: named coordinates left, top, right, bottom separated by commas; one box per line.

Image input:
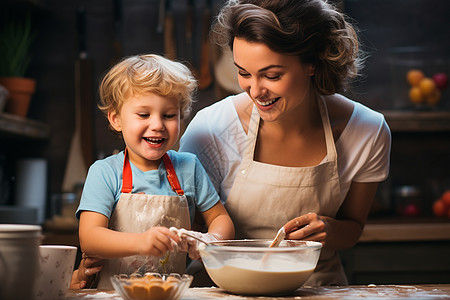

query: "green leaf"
left=0, top=12, right=35, bottom=77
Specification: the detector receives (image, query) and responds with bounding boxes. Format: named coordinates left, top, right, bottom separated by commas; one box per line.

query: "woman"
left=179, top=0, right=391, bottom=285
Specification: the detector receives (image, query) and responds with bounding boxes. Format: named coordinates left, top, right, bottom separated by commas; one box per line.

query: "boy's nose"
left=149, top=116, right=164, bottom=131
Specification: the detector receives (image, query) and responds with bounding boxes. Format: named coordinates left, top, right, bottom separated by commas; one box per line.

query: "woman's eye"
left=238, top=71, right=250, bottom=78
left=266, top=74, right=281, bottom=80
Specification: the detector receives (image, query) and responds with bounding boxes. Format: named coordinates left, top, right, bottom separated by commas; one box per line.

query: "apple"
left=403, top=203, right=421, bottom=217
left=432, top=72, right=449, bottom=91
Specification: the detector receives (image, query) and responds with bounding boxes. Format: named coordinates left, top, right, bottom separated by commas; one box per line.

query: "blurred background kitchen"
left=1, top=0, right=449, bottom=285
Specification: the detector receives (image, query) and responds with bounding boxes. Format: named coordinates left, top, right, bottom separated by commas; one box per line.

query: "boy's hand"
left=70, top=255, right=103, bottom=289
left=139, top=226, right=180, bottom=257
left=171, top=228, right=218, bottom=260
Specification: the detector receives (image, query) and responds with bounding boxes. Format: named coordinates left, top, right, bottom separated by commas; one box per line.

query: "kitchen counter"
left=66, top=284, right=450, bottom=299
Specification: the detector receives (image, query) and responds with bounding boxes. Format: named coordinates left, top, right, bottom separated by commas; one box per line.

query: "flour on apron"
left=97, top=151, right=191, bottom=289
left=225, top=96, right=348, bottom=286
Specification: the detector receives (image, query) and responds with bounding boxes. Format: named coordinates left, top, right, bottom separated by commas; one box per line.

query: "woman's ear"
left=308, top=64, right=315, bottom=76
left=108, top=110, right=122, bottom=132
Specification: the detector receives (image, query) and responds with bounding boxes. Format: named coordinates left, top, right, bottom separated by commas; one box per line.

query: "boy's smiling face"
left=108, top=92, right=180, bottom=171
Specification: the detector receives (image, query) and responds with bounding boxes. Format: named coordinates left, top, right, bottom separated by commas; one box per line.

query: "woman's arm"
left=284, top=181, right=379, bottom=250
left=324, top=181, right=379, bottom=249
left=79, top=211, right=180, bottom=258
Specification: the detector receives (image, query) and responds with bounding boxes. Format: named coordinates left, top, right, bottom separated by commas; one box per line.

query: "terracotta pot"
left=0, top=77, right=36, bottom=117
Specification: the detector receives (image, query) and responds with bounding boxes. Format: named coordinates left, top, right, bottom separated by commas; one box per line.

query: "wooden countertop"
left=66, top=284, right=450, bottom=299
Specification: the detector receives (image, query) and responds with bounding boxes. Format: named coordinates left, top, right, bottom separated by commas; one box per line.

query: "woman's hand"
left=283, top=212, right=328, bottom=245
left=138, top=226, right=180, bottom=257
left=70, top=255, right=103, bottom=289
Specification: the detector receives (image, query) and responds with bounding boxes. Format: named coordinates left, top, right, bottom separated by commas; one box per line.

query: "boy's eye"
left=164, top=114, right=177, bottom=119
left=137, top=113, right=149, bottom=118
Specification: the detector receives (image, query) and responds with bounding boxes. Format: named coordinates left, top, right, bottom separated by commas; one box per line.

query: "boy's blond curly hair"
left=98, top=54, right=197, bottom=131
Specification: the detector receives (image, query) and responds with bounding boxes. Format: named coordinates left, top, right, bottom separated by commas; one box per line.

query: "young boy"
left=76, top=54, right=234, bottom=289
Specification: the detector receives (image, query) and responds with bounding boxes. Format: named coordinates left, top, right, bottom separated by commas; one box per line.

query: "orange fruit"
left=409, top=86, right=424, bottom=104
left=442, top=190, right=450, bottom=206
left=432, top=199, right=447, bottom=217
left=419, top=77, right=436, bottom=96
left=426, top=89, right=441, bottom=105
left=407, top=69, right=425, bottom=86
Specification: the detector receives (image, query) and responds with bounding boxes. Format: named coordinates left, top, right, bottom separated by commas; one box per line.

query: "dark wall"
left=344, top=0, right=450, bottom=109
left=1, top=0, right=449, bottom=220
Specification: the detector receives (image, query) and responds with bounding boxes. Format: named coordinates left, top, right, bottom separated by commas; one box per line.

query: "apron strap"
left=121, top=148, right=133, bottom=193
left=121, top=149, right=185, bottom=196
left=162, top=153, right=185, bottom=196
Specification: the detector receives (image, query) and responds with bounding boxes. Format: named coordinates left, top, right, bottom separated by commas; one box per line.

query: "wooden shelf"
left=380, top=110, right=450, bottom=132
left=0, top=112, right=50, bottom=139
left=360, top=220, right=450, bottom=242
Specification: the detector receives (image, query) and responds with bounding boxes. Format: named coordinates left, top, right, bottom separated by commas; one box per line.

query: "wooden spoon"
left=269, top=227, right=286, bottom=248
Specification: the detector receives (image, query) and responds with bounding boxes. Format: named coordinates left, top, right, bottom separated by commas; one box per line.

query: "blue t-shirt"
left=76, top=150, right=220, bottom=225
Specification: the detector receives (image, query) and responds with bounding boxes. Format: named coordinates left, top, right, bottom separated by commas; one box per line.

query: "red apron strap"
left=121, top=148, right=133, bottom=193
left=162, top=153, right=185, bottom=196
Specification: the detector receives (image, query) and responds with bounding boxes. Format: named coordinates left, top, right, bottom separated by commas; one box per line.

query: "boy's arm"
left=79, top=211, right=180, bottom=259
left=79, top=211, right=141, bottom=258
left=201, top=201, right=235, bottom=240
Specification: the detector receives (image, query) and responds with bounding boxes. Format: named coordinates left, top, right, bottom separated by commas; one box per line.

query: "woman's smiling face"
left=108, top=92, right=180, bottom=171
left=233, top=38, right=314, bottom=122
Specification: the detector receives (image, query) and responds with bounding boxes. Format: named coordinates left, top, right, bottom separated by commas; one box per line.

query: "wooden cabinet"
left=340, top=241, right=450, bottom=284
left=340, top=222, right=450, bottom=284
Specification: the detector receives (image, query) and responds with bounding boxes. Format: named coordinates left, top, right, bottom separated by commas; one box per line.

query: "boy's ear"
left=108, top=110, right=122, bottom=132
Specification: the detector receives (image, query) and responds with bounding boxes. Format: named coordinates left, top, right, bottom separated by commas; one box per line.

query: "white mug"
left=36, top=245, right=77, bottom=300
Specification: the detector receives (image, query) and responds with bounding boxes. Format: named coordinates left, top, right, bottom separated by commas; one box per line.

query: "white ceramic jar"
left=0, top=224, right=42, bottom=300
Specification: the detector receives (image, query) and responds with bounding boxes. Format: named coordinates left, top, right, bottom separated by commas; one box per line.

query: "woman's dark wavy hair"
left=211, top=0, right=365, bottom=95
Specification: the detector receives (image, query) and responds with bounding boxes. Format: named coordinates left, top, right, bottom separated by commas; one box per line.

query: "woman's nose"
left=248, top=79, right=266, bottom=100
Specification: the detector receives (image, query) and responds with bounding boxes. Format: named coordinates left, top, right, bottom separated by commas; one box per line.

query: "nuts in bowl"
left=110, top=273, right=193, bottom=300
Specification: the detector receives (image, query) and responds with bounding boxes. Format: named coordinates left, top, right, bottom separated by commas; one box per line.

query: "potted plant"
left=0, top=12, right=36, bottom=117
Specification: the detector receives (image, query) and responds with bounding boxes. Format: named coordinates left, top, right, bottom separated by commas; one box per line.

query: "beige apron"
left=97, top=150, right=191, bottom=289
left=225, top=97, right=348, bottom=286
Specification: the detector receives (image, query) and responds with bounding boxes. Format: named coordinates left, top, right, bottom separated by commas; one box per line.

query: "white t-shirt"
left=179, top=94, right=391, bottom=203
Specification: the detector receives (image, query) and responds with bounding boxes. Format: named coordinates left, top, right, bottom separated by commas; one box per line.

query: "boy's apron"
left=97, top=150, right=191, bottom=289
left=225, top=96, right=348, bottom=286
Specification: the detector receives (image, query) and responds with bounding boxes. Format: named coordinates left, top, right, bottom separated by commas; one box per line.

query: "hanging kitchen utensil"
left=170, top=0, right=190, bottom=63
left=191, top=0, right=205, bottom=75
left=62, top=6, right=94, bottom=192
left=193, top=0, right=212, bottom=90
left=156, top=0, right=166, bottom=34
left=163, top=1, right=176, bottom=60
left=111, top=0, right=123, bottom=64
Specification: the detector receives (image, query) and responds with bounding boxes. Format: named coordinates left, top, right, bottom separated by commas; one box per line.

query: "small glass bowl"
left=110, top=273, right=193, bottom=300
